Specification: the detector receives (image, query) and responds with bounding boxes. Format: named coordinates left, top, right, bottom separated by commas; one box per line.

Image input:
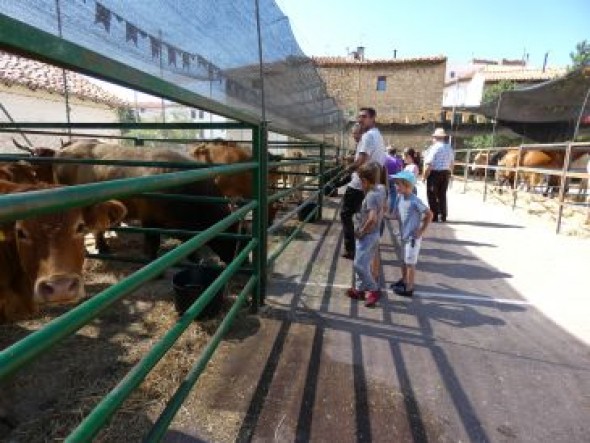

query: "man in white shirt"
left=423, top=127, right=455, bottom=222
left=340, top=107, right=386, bottom=259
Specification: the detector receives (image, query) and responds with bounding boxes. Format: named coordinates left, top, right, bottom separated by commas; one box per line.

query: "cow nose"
left=35, top=275, right=83, bottom=305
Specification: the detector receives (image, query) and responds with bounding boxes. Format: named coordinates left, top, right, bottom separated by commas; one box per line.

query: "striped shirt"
left=424, top=142, right=454, bottom=171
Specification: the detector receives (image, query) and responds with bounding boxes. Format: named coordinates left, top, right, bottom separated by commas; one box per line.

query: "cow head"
left=0, top=180, right=126, bottom=310
left=0, top=161, right=39, bottom=184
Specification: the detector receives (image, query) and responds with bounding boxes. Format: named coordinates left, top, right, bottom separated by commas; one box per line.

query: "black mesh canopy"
left=478, top=67, right=590, bottom=141
left=0, top=0, right=343, bottom=138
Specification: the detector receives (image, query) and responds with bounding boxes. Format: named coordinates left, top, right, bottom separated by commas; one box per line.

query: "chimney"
left=393, top=49, right=397, bottom=59
left=357, top=46, right=365, bottom=61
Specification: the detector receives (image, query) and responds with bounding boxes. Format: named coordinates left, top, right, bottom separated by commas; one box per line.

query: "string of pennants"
left=93, top=1, right=258, bottom=103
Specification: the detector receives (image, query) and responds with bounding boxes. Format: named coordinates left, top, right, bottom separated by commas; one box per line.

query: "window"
left=376, top=76, right=387, bottom=91
left=190, top=110, right=196, bottom=119
left=199, top=110, right=205, bottom=119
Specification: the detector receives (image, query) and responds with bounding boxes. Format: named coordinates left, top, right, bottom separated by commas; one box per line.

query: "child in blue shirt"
left=389, top=170, right=433, bottom=297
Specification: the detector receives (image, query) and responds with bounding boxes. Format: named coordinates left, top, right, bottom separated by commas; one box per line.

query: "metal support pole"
left=252, top=123, right=268, bottom=310
left=483, top=149, right=490, bottom=202
left=463, top=147, right=470, bottom=193
left=318, top=143, right=325, bottom=219
left=512, top=144, right=523, bottom=210
left=555, top=142, right=572, bottom=234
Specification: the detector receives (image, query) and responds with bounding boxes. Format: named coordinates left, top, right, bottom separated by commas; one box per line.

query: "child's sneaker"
left=390, top=278, right=405, bottom=290
left=346, top=288, right=365, bottom=300
left=394, top=287, right=414, bottom=297
left=364, top=290, right=381, bottom=307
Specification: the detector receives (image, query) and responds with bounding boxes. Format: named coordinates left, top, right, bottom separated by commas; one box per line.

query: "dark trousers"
left=340, top=187, right=364, bottom=254
left=426, top=170, right=450, bottom=221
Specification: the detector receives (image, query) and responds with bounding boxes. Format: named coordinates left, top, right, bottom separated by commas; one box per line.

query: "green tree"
left=569, top=40, right=590, bottom=70
left=482, top=80, right=516, bottom=105
left=465, top=133, right=521, bottom=149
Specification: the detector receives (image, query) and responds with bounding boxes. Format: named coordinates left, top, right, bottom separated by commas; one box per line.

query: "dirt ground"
left=455, top=178, right=590, bottom=238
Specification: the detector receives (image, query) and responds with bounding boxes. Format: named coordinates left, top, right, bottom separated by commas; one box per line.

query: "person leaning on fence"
left=389, top=170, right=433, bottom=297
left=332, top=123, right=363, bottom=189
left=423, top=128, right=454, bottom=222
left=340, top=107, right=386, bottom=260
left=346, top=163, right=385, bottom=307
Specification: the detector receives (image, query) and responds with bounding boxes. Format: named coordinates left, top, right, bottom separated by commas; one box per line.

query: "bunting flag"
left=167, top=45, right=177, bottom=66
left=182, top=52, right=190, bottom=69
left=126, top=22, right=138, bottom=46
left=95, top=2, right=111, bottom=32
left=197, top=55, right=207, bottom=68
left=149, top=35, right=161, bottom=59
left=89, top=2, right=236, bottom=87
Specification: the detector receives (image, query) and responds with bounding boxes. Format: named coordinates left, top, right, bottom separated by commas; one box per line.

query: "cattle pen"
left=0, top=1, right=347, bottom=441
left=452, top=141, right=590, bottom=235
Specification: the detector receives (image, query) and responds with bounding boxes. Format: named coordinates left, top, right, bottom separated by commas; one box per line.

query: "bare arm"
left=356, top=208, right=378, bottom=238
left=348, top=152, right=368, bottom=172
left=415, top=209, right=433, bottom=239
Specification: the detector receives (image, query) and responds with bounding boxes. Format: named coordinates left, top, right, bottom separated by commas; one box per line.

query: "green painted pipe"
left=0, top=162, right=255, bottom=223
left=145, top=275, right=257, bottom=442
left=0, top=202, right=255, bottom=381
left=65, top=240, right=257, bottom=443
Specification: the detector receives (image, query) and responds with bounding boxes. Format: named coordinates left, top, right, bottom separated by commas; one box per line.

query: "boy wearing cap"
left=390, top=170, right=433, bottom=297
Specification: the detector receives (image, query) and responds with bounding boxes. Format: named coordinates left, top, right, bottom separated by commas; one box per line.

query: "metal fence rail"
left=453, top=142, right=590, bottom=233
left=0, top=121, right=340, bottom=440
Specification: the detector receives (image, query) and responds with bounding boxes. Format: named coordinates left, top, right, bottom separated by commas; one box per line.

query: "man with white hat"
left=423, top=127, right=454, bottom=222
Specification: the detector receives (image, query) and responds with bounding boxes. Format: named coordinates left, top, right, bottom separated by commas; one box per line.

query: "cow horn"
left=12, top=138, right=35, bottom=155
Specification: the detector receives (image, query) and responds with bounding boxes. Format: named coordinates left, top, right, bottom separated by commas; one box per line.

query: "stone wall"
left=315, top=59, right=446, bottom=125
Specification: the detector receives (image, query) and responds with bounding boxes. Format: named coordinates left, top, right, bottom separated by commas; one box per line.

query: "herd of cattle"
left=469, top=147, right=589, bottom=195
left=0, top=139, right=313, bottom=323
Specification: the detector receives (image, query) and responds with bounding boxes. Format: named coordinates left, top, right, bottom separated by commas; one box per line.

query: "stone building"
left=0, top=50, right=125, bottom=152
left=313, top=51, right=447, bottom=148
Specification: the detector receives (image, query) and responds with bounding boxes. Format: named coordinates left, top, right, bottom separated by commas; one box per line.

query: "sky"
left=274, top=0, right=589, bottom=69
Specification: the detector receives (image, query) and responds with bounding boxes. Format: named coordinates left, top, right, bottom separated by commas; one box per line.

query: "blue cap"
left=390, top=170, right=416, bottom=186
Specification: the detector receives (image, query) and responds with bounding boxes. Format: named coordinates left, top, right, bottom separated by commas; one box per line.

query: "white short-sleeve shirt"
left=349, top=127, right=386, bottom=190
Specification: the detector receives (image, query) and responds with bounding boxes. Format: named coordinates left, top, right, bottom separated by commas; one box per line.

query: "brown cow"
left=497, top=149, right=565, bottom=193
left=188, top=140, right=282, bottom=224
left=35, top=141, right=244, bottom=262
left=0, top=180, right=126, bottom=322
left=0, top=161, right=40, bottom=184
left=470, top=152, right=489, bottom=178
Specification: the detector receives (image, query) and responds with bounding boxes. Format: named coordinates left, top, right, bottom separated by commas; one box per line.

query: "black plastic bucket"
left=172, top=266, right=224, bottom=319
left=297, top=201, right=318, bottom=222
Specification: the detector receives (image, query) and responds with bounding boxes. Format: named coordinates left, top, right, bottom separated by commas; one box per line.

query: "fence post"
left=555, top=142, right=572, bottom=234
left=483, top=148, right=490, bottom=202
left=318, top=143, right=325, bottom=219
left=463, top=148, right=470, bottom=193
left=252, top=123, right=268, bottom=310
left=512, top=144, right=523, bottom=210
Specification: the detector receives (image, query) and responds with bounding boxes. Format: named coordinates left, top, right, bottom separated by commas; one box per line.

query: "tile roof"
left=480, top=66, right=566, bottom=82
left=312, top=55, right=447, bottom=66
left=0, top=50, right=126, bottom=107
left=445, top=65, right=566, bottom=85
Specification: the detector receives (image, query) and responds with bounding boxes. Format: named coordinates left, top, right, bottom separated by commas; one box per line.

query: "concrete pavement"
left=178, top=184, right=590, bottom=442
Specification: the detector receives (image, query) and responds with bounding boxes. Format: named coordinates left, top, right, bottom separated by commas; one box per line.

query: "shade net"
left=0, top=0, right=343, bottom=139
left=479, top=67, right=590, bottom=123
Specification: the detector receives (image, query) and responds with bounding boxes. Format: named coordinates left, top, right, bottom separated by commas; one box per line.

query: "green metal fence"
left=0, top=123, right=341, bottom=440
left=0, top=7, right=344, bottom=436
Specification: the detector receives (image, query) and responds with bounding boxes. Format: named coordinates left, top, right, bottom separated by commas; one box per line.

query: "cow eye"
left=75, top=222, right=86, bottom=234
left=16, top=228, right=29, bottom=240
